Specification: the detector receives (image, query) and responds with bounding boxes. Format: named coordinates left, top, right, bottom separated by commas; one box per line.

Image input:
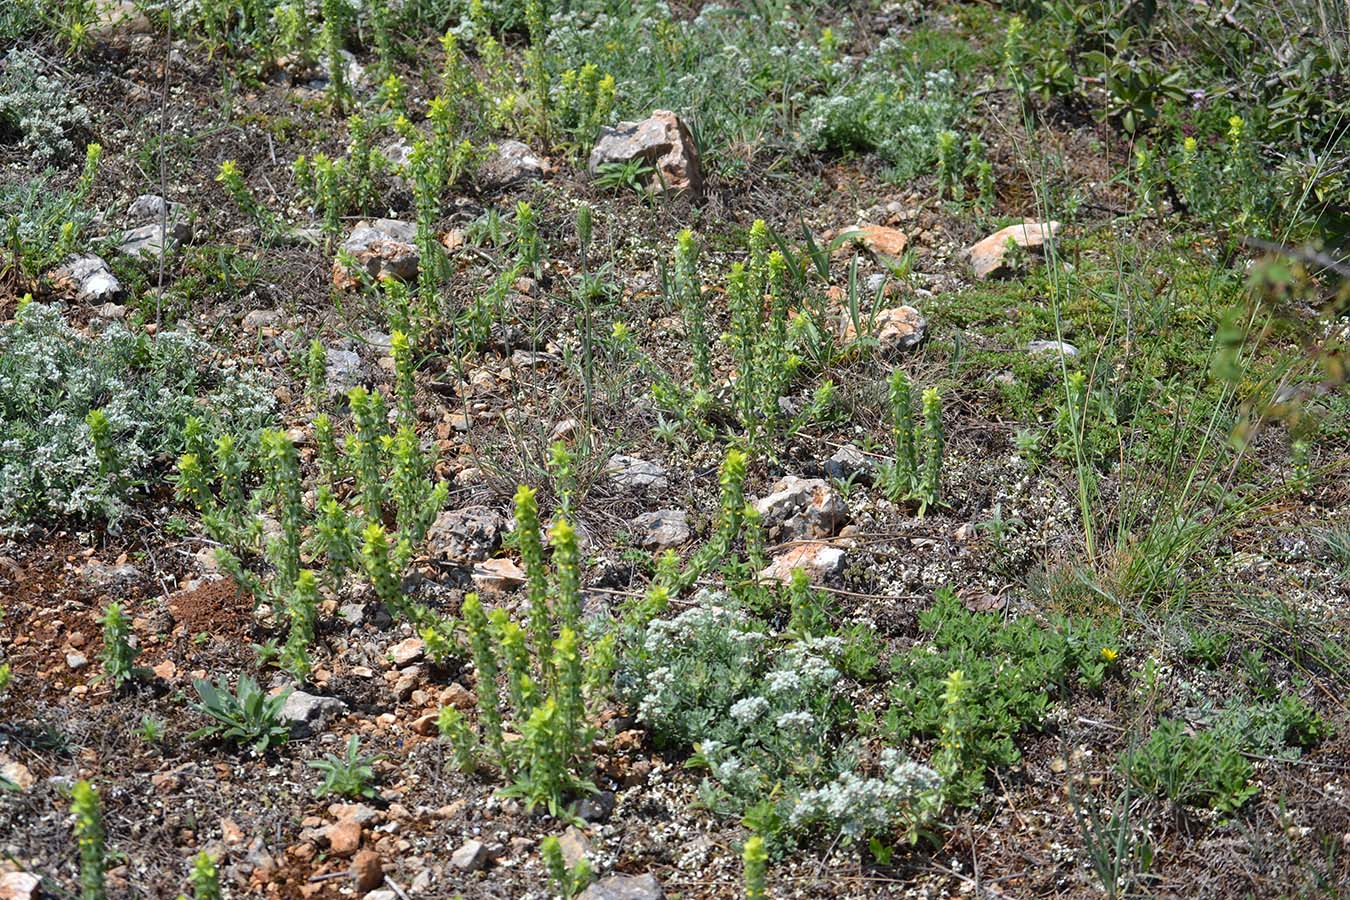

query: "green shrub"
left=187, top=851, right=220, bottom=900
left=450, top=493, right=603, bottom=819
left=884, top=587, right=1118, bottom=803
left=95, top=602, right=142, bottom=691
left=801, top=60, right=964, bottom=181
left=1121, top=718, right=1257, bottom=812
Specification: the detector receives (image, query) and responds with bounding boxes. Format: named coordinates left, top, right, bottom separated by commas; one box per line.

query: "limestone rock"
left=760, top=544, right=846, bottom=584
left=630, top=509, right=690, bottom=550
left=556, top=825, right=592, bottom=868
left=472, top=558, right=526, bottom=593
left=325, top=348, right=363, bottom=397
left=334, top=219, right=419, bottom=288
left=606, top=455, right=668, bottom=493
left=851, top=224, right=908, bottom=259
left=117, top=222, right=188, bottom=260
left=579, top=874, right=665, bottom=900
left=351, top=849, right=383, bottom=891
left=280, top=691, right=347, bottom=737
left=1026, top=339, right=1079, bottom=358
left=824, top=444, right=872, bottom=482
left=481, top=140, right=550, bottom=187
left=967, top=220, right=1061, bottom=279
left=427, top=506, right=505, bottom=562
left=843, top=305, right=926, bottom=353
left=50, top=254, right=121, bottom=301
left=753, top=475, right=848, bottom=541
left=0, top=872, right=41, bottom=900
left=588, top=110, right=702, bottom=196
left=450, top=839, right=489, bottom=872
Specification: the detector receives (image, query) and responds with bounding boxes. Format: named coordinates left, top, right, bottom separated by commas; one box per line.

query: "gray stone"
left=450, top=839, right=488, bottom=872
left=630, top=509, right=690, bottom=550
left=753, top=475, right=848, bottom=541
left=334, top=219, right=419, bottom=286
left=117, top=221, right=189, bottom=260
left=281, top=691, right=347, bottom=737
left=606, top=455, right=668, bottom=493
left=388, top=637, right=425, bottom=668
left=120, top=194, right=192, bottom=260
left=1026, top=339, right=1079, bottom=358
left=575, top=790, right=616, bottom=823
left=588, top=110, right=702, bottom=196
left=510, top=349, right=558, bottom=369
left=0, top=872, right=41, bottom=900
left=326, top=348, right=364, bottom=396
left=824, top=444, right=872, bottom=482
left=242, top=309, right=283, bottom=332
left=128, top=193, right=187, bottom=224
left=842, top=305, right=925, bottom=353
left=427, top=506, right=505, bottom=562
left=51, top=254, right=121, bottom=301
left=481, top=140, right=550, bottom=187
left=578, top=873, right=665, bottom=900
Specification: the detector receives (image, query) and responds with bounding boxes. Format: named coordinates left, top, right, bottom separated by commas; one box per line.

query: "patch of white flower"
left=730, top=696, right=769, bottom=726
left=790, top=749, right=943, bottom=841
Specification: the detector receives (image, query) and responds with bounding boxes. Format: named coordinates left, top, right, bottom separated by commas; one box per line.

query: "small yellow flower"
left=1100, top=647, right=1119, bottom=662
left=1183, top=136, right=1197, bottom=154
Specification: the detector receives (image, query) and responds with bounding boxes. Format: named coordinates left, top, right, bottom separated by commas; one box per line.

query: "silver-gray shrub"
left=801, top=46, right=963, bottom=181
left=0, top=302, right=274, bottom=532
left=0, top=49, right=91, bottom=164
left=621, top=593, right=941, bottom=842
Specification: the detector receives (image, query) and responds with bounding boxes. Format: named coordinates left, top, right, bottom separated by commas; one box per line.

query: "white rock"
left=753, top=475, right=848, bottom=541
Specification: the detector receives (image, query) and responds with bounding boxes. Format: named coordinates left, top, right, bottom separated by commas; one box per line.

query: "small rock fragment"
left=326, top=820, right=362, bottom=857
left=842, top=305, right=926, bottom=353
left=351, top=849, right=383, bottom=891
left=556, top=826, right=592, bottom=868
left=1026, top=339, right=1079, bottom=358
left=851, top=224, right=908, bottom=259
left=450, top=839, right=489, bottom=872
left=606, top=455, right=668, bottom=493
left=760, top=545, right=846, bottom=584
left=630, top=509, right=690, bottom=550
left=280, top=691, right=347, bottom=737
left=334, top=219, right=419, bottom=288
left=967, top=220, right=1061, bottom=279
left=588, top=110, right=702, bottom=196
left=389, top=637, right=425, bottom=668
left=0, top=872, right=41, bottom=900
left=481, top=140, right=550, bottom=187
left=325, top=348, right=363, bottom=397
left=472, top=558, right=526, bottom=593
left=426, top=507, right=505, bottom=563
left=753, top=475, right=848, bottom=541
left=579, top=873, right=665, bottom=900
left=824, top=444, right=871, bottom=482
left=50, top=254, right=121, bottom=301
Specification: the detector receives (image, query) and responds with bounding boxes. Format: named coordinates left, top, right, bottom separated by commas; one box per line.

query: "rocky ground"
left=2, top=1, right=1349, bottom=899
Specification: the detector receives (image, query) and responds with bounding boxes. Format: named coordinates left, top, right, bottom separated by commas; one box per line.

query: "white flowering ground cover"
left=1, top=0, right=1348, bottom=898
